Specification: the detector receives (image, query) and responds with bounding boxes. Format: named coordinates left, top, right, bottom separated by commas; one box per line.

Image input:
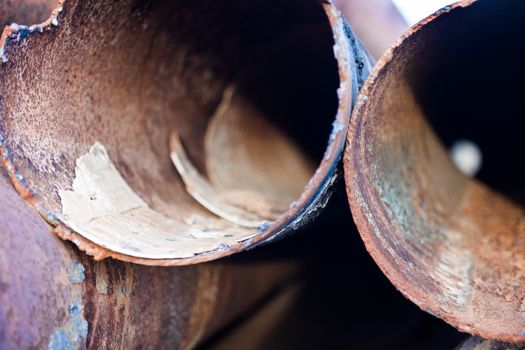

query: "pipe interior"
left=411, top=1, right=525, bottom=205
left=0, top=0, right=339, bottom=259
left=0, top=0, right=59, bottom=26
left=354, top=0, right=525, bottom=337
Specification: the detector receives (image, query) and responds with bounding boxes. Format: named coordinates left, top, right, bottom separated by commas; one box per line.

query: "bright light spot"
left=450, top=140, right=482, bottom=177
left=392, top=0, right=460, bottom=25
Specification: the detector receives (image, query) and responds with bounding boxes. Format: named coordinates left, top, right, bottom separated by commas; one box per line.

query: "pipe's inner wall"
left=0, top=0, right=339, bottom=258
left=0, top=0, right=60, bottom=26
left=354, top=0, right=525, bottom=336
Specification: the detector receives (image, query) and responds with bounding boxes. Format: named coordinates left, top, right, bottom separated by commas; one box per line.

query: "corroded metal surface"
left=0, top=0, right=370, bottom=265
left=345, top=0, right=525, bottom=342
left=0, top=172, right=298, bottom=349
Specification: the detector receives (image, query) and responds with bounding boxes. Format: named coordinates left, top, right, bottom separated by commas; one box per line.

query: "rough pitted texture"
left=345, top=0, right=525, bottom=342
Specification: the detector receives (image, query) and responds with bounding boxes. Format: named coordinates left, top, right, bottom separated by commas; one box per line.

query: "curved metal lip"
left=0, top=1, right=355, bottom=266
left=343, top=0, right=525, bottom=342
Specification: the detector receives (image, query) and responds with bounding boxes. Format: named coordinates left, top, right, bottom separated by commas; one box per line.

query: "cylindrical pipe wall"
left=0, top=0, right=371, bottom=266
left=345, top=0, right=525, bottom=342
left=0, top=171, right=298, bottom=349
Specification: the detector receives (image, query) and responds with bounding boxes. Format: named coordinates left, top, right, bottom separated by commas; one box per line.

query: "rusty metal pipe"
left=345, top=0, right=525, bottom=342
left=0, top=0, right=371, bottom=266
left=0, top=172, right=298, bottom=349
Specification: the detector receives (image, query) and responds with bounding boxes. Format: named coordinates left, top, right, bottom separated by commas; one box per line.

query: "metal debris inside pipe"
left=0, top=0, right=367, bottom=265
left=345, top=0, right=525, bottom=342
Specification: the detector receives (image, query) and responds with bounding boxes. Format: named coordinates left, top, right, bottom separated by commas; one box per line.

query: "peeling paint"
left=66, top=261, right=85, bottom=284
left=48, top=297, right=88, bottom=350
left=58, top=142, right=255, bottom=259
left=0, top=2, right=64, bottom=63
left=170, top=133, right=281, bottom=227
left=256, top=221, right=271, bottom=233
left=48, top=330, right=74, bottom=350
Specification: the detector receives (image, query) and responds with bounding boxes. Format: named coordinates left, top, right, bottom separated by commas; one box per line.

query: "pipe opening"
left=411, top=1, right=525, bottom=205
left=0, top=0, right=348, bottom=264
left=347, top=0, right=525, bottom=340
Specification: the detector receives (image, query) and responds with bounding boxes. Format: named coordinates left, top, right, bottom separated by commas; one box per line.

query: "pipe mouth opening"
left=346, top=0, right=525, bottom=341
left=411, top=4, right=525, bottom=206
left=0, top=0, right=60, bottom=26
left=0, top=0, right=350, bottom=264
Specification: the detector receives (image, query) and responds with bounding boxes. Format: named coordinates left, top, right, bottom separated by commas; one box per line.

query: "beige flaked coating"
left=171, top=133, right=285, bottom=227
left=59, top=142, right=254, bottom=259
left=204, top=86, right=315, bottom=205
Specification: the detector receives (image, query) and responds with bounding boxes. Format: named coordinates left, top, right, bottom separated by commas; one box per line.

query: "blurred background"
left=392, top=0, right=459, bottom=25
left=333, top=0, right=459, bottom=58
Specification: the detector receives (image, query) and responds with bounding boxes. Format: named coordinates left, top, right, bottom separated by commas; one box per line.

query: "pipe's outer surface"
left=0, top=0, right=372, bottom=266
left=0, top=170, right=298, bottom=349
left=345, top=0, right=525, bottom=342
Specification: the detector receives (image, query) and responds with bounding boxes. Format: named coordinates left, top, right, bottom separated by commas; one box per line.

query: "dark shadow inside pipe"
left=409, top=0, right=525, bottom=205
left=134, top=0, right=338, bottom=170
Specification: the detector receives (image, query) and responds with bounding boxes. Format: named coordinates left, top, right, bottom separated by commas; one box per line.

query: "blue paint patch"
left=66, top=261, right=85, bottom=284
left=69, top=304, right=79, bottom=314
left=68, top=303, right=88, bottom=344
left=18, top=28, right=30, bottom=39
left=48, top=329, right=74, bottom=350
left=48, top=297, right=88, bottom=350
left=257, top=221, right=271, bottom=233
left=46, top=213, right=59, bottom=223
